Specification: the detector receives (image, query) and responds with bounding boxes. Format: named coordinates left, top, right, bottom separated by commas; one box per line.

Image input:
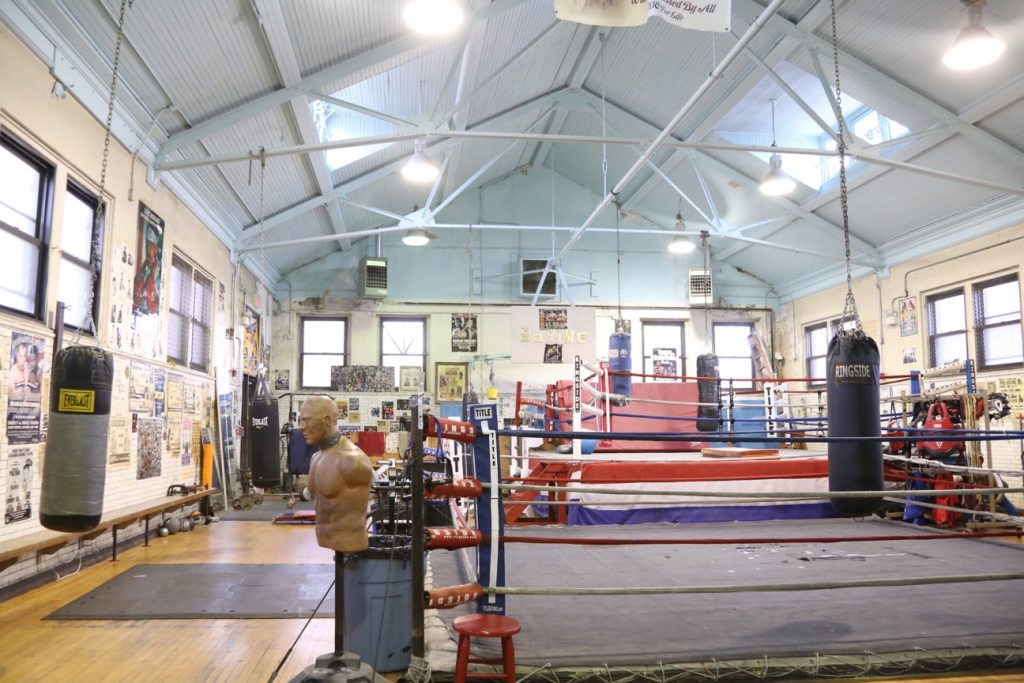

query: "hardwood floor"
left=0, top=521, right=1019, bottom=683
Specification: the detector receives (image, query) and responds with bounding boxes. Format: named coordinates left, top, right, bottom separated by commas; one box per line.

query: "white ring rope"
left=487, top=481, right=1024, bottom=500
left=883, top=496, right=1024, bottom=526
left=487, top=572, right=1024, bottom=597
left=883, top=453, right=1024, bottom=478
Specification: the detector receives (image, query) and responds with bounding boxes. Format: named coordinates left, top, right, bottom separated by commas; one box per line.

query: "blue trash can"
left=343, top=535, right=414, bottom=672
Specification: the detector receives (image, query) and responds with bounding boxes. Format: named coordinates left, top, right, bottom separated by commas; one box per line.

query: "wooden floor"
left=0, top=521, right=1020, bottom=683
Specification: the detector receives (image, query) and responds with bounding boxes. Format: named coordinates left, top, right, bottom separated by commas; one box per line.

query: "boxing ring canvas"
left=425, top=518, right=1024, bottom=676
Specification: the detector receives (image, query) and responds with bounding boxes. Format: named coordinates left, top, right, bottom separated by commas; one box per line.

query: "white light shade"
left=400, top=139, right=438, bottom=183
left=404, top=0, right=464, bottom=36
left=759, top=153, right=796, bottom=196
left=402, top=228, right=431, bottom=246
left=668, top=235, right=695, bottom=254
left=943, top=24, right=1005, bottom=70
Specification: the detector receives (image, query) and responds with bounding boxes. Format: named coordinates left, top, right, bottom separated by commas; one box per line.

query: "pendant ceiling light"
left=400, top=138, right=438, bottom=183
left=404, top=0, right=464, bottom=36
left=401, top=228, right=432, bottom=246
left=759, top=99, right=795, bottom=197
left=943, top=0, right=1005, bottom=71
left=667, top=212, right=695, bottom=254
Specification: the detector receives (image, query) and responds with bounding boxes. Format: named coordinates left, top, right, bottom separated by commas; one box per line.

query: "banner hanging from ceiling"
left=554, top=0, right=731, bottom=32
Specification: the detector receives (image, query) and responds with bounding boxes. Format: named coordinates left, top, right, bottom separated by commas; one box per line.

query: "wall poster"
left=136, top=416, right=163, bottom=480
left=435, top=362, right=468, bottom=402
left=5, top=446, right=35, bottom=524
left=511, top=306, right=596, bottom=365
left=331, top=366, right=395, bottom=392
left=451, top=313, right=478, bottom=353
left=133, top=202, right=165, bottom=316
left=6, top=331, right=45, bottom=444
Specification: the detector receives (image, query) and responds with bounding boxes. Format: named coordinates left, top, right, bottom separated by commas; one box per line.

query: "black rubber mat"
left=219, top=497, right=314, bottom=521
left=428, top=518, right=1024, bottom=668
left=46, top=564, right=335, bottom=619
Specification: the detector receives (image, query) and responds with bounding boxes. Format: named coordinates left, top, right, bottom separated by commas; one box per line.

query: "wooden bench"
left=0, top=489, right=215, bottom=573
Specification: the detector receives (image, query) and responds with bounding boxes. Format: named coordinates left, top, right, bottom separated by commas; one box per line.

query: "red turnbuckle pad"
left=426, top=582, right=485, bottom=609
left=426, top=478, right=483, bottom=499
left=426, top=527, right=483, bottom=550
left=424, top=417, right=478, bottom=443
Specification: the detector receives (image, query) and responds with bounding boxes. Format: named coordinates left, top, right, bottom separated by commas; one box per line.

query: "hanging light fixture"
left=667, top=210, right=695, bottom=254
left=403, top=0, right=464, bottom=36
left=402, top=228, right=432, bottom=246
left=400, top=138, right=438, bottom=183
left=943, top=0, right=1005, bottom=71
left=759, top=99, right=796, bottom=197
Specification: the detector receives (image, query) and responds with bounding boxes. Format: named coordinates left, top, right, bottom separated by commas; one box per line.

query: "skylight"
left=715, top=62, right=912, bottom=192
left=310, top=96, right=397, bottom=172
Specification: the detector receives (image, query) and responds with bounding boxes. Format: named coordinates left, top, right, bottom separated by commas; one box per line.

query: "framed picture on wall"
left=435, top=362, right=468, bottom=402
left=399, top=366, right=423, bottom=392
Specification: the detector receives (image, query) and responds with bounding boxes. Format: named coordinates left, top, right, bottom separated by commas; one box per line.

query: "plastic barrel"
left=343, top=535, right=414, bottom=672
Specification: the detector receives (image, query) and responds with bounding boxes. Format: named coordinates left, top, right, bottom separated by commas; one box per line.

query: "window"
left=713, top=323, right=754, bottom=389
left=300, top=317, right=347, bottom=388
left=381, top=317, right=426, bottom=387
left=167, top=253, right=213, bottom=371
left=804, top=322, right=830, bottom=385
left=58, top=181, right=102, bottom=331
left=973, top=275, right=1023, bottom=370
left=926, top=288, right=967, bottom=368
left=0, top=132, right=53, bottom=318
left=641, top=321, right=685, bottom=380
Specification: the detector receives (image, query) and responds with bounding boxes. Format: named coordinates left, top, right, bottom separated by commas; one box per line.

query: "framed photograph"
left=435, top=362, right=468, bottom=402
left=133, top=203, right=165, bottom=316
left=897, top=296, right=918, bottom=337
left=399, top=366, right=423, bottom=392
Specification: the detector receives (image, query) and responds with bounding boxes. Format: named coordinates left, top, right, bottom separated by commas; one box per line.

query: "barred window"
left=973, top=274, right=1022, bottom=370
left=168, top=253, right=212, bottom=371
left=300, top=317, right=347, bottom=388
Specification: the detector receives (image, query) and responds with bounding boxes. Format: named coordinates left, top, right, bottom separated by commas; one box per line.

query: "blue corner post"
left=468, top=402, right=506, bottom=615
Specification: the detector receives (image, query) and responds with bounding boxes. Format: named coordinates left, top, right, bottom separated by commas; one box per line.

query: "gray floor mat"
left=46, top=564, right=336, bottom=619
left=427, top=518, right=1024, bottom=668
left=219, top=497, right=314, bottom=521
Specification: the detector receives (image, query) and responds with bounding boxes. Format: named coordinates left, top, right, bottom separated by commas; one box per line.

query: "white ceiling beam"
left=155, top=0, right=534, bottom=163
left=303, top=90, right=418, bottom=129
left=252, top=0, right=352, bottom=251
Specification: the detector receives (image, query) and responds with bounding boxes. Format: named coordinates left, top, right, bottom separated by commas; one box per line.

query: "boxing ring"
left=408, top=395, right=1024, bottom=682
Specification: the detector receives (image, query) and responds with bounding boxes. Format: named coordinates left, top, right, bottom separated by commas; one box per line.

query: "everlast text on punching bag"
left=40, top=347, right=115, bottom=532
left=249, top=390, right=281, bottom=487
left=826, top=331, right=882, bottom=516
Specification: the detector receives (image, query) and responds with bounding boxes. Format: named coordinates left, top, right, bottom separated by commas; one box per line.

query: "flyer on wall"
left=5, top=331, right=45, bottom=444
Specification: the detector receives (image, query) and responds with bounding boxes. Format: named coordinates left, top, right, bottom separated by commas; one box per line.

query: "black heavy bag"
left=40, top=346, right=114, bottom=532
left=249, top=391, right=281, bottom=487
left=696, top=353, right=721, bottom=432
left=826, top=332, right=882, bottom=516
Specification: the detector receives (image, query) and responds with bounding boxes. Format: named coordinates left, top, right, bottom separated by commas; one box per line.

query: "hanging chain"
left=82, top=0, right=130, bottom=343
left=615, top=203, right=623, bottom=324
left=702, top=230, right=711, bottom=344
left=832, top=0, right=861, bottom=335
left=258, top=147, right=267, bottom=371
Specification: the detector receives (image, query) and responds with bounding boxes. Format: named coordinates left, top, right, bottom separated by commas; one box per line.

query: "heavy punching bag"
left=248, top=377, right=281, bottom=488
left=40, top=346, right=114, bottom=532
left=608, top=332, right=632, bottom=398
left=826, top=331, right=882, bottom=516
left=696, top=353, right=721, bottom=432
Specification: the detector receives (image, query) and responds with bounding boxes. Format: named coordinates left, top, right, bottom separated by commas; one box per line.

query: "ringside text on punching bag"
left=826, top=331, right=882, bottom=516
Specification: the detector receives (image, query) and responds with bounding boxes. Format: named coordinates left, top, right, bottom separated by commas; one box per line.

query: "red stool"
left=453, top=613, right=521, bottom=683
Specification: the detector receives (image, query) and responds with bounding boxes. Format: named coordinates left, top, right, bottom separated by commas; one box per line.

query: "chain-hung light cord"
left=82, top=0, right=131, bottom=344
left=831, top=0, right=861, bottom=336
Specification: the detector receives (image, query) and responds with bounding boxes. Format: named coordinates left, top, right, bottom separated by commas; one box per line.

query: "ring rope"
left=883, top=496, right=1024, bottom=526
left=488, top=481, right=1024, bottom=500
left=482, top=529, right=1022, bottom=545
left=884, top=453, right=1024, bottom=477
left=488, top=572, right=1024, bottom=597
left=497, top=428, right=1024, bottom=443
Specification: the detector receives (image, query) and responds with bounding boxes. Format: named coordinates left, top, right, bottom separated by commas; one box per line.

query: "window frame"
left=379, top=316, right=427, bottom=387
left=712, top=322, right=755, bottom=389
left=299, top=316, right=348, bottom=389
left=167, top=252, right=213, bottom=372
left=972, top=273, right=1023, bottom=371
left=925, top=287, right=967, bottom=369
left=0, top=130, right=54, bottom=320
left=58, top=179, right=103, bottom=332
left=804, top=321, right=830, bottom=387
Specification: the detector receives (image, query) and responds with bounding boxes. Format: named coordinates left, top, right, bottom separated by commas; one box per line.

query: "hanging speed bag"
left=248, top=393, right=281, bottom=487
left=826, top=332, right=882, bottom=516
left=696, top=353, right=721, bottom=432
left=609, top=332, right=632, bottom=397
left=40, top=346, right=114, bottom=532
